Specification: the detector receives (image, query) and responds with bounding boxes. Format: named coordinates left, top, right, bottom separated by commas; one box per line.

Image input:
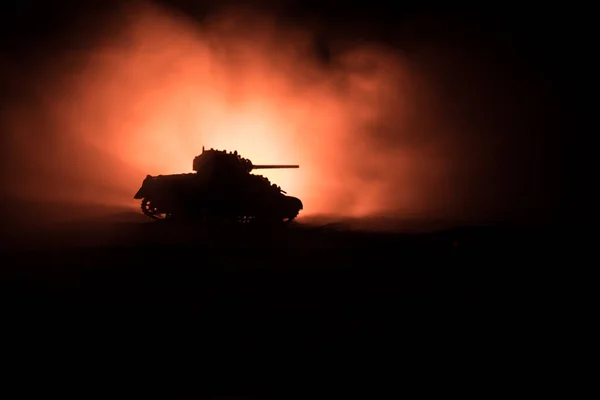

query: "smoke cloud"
left=0, top=1, right=558, bottom=226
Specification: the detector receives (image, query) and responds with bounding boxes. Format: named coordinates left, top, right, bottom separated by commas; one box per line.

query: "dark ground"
left=0, top=201, right=575, bottom=393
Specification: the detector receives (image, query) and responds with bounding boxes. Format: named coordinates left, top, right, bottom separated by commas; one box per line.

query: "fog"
left=0, top=1, right=558, bottom=226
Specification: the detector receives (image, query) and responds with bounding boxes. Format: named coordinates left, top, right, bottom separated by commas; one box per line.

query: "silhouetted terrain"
left=1, top=202, right=553, bottom=312
left=0, top=200, right=578, bottom=393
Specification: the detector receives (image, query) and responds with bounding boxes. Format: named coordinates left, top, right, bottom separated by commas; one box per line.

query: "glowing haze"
left=1, top=1, right=550, bottom=224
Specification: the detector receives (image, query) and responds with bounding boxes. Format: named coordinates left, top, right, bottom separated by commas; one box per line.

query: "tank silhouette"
left=133, top=147, right=303, bottom=223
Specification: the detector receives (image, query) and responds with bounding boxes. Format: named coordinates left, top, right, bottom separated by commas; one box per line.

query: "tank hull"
left=134, top=173, right=302, bottom=223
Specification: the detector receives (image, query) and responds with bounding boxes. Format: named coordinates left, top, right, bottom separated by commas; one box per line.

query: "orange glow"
left=2, top=1, right=457, bottom=220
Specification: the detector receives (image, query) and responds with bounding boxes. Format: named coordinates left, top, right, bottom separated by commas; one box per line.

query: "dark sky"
left=0, top=1, right=594, bottom=224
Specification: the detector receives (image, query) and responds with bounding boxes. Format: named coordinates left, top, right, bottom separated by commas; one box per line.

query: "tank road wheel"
left=238, top=215, right=255, bottom=224
left=141, top=198, right=172, bottom=221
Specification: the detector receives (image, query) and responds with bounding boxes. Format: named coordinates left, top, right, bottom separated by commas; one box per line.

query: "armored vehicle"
left=133, top=147, right=302, bottom=223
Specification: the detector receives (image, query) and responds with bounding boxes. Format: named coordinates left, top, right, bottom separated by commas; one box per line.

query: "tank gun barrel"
left=251, top=165, right=299, bottom=169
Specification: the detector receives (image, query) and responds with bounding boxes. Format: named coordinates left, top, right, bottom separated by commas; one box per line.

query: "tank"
left=133, top=146, right=303, bottom=223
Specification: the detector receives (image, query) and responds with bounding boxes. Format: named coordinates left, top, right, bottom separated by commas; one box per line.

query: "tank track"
left=140, top=199, right=299, bottom=223
left=140, top=198, right=170, bottom=220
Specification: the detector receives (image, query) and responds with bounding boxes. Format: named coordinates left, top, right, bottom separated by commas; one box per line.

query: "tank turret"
left=193, top=146, right=299, bottom=174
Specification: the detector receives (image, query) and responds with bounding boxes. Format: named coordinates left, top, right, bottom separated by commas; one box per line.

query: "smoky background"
left=0, top=0, right=570, bottom=231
